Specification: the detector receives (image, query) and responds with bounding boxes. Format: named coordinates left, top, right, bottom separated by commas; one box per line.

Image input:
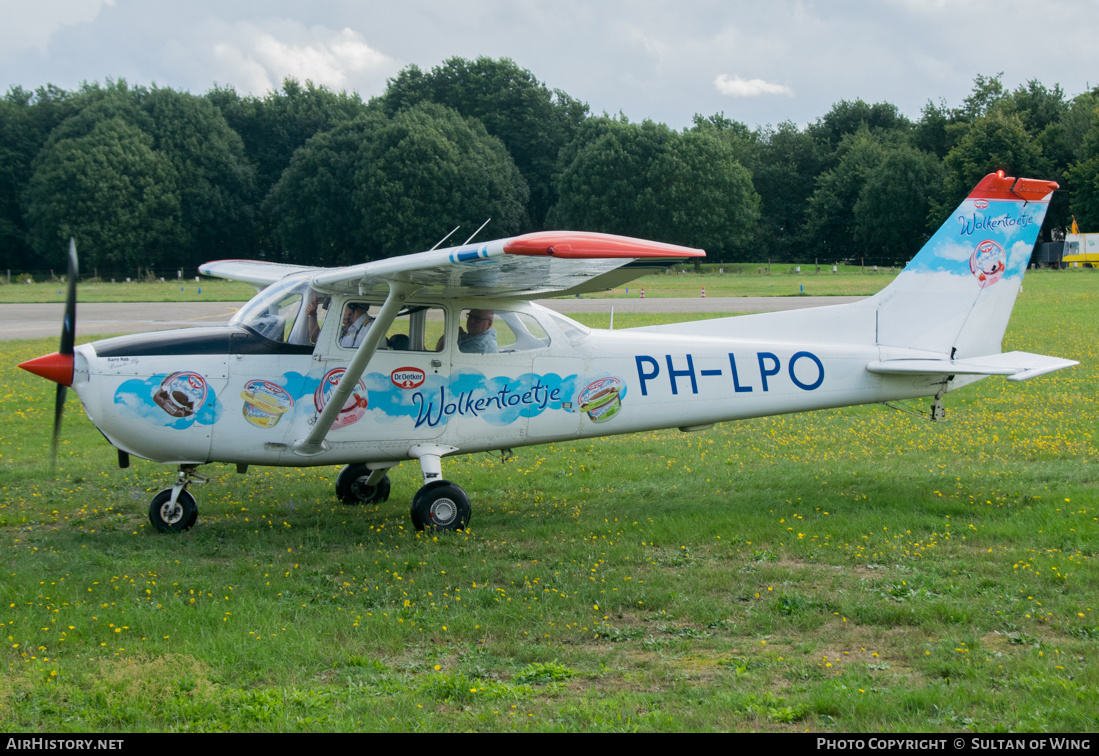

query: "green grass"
left=0, top=278, right=258, bottom=304
left=1, top=272, right=1096, bottom=732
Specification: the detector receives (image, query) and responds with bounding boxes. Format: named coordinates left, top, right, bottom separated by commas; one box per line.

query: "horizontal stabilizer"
left=866, top=351, right=1078, bottom=382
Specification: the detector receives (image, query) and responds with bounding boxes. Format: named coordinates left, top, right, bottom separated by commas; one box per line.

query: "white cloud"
left=212, top=23, right=397, bottom=95
left=713, top=73, right=792, bottom=97
left=0, top=0, right=114, bottom=56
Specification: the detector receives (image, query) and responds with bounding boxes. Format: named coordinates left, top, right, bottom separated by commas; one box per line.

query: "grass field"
left=1, top=273, right=1096, bottom=732
left=0, top=278, right=258, bottom=304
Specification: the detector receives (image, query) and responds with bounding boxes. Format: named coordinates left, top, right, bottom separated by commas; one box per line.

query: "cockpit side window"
left=447, top=308, right=550, bottom=355
left=231, top=278, right=299, bottom=340
left=384, top=306, right=445, bottom=352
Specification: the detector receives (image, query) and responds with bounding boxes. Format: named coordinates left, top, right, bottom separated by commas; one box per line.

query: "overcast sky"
left=3, top=0, right=1096, bottom=130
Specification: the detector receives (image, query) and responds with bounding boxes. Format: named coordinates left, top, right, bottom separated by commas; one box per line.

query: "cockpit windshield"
left=229, top=274, right=328, bottom=346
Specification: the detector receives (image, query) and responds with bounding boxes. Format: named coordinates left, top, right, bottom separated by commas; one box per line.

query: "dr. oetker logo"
left=391, top=368, right=426, bottom=389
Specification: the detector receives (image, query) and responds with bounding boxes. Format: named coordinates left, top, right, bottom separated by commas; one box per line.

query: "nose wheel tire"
left=411, top=480, right=470, bottom=532
left=336, top=464, right=392, bottom=505
left=149, top=489, right=198, bottom=533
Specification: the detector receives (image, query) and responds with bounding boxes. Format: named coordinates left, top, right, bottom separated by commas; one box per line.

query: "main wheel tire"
left=410, top=480, right=471, bottom=532
left=336, top=464, right=391, bottom=505
left=149, top=489, right=198, bottom=533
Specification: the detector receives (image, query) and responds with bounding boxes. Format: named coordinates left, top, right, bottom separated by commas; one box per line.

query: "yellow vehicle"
left=1063, top=232, right=1099, bottom=267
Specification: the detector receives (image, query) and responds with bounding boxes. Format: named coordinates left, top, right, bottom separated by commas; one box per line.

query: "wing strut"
left=292, top=280, right=420, bottom=457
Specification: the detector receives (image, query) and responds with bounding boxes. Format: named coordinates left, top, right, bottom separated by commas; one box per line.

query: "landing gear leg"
left=336, top=462, right=395, bottom=505
left=149, top=465, right=206, bottom=533
left=930, top=382, right=949, bottom=422
left=409, top=446, right=470, bottom=532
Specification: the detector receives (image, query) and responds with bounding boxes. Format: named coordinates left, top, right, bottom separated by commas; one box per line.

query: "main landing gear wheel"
left=149, top=489, right=198, bottom=533
left=410, top=480, right=471, bottom=532
left=336, top=464, right=392, bottom=505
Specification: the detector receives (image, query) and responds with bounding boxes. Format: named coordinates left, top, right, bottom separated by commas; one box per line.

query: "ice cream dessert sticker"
left=315, top=368, right=369, bottom=429
left=970, top=239, right=1006, bottom=288
left=578, top=377, right=623, bottom=423
left=154, top=371, right=207, bottom=418
left=240, top=379, right=294, bottom=428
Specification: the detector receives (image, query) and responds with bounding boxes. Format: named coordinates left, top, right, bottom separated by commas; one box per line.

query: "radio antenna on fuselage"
left=430, top=225, right=461, bottom=251
left=463, top=218, right=491, bottom=246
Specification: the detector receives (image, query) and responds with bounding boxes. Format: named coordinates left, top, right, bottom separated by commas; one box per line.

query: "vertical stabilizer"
left=872, top=172, right=1057, bottom=358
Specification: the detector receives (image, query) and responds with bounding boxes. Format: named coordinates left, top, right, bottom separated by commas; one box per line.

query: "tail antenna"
left=463, top=218, right=491, bottom=246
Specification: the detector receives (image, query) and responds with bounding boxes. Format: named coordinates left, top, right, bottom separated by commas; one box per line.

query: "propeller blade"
left=52, top=384, right=67, bottom=468
left=53, top=238, right=78, bottom=468
left=59, top=238, right=78, bottom=357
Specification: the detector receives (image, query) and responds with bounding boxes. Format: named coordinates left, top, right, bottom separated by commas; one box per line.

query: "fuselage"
left=70, top=294, right=950, bottom=468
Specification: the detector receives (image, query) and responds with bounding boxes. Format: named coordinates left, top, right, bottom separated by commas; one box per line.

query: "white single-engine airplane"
left=20, top=172, right=1078, bottom=533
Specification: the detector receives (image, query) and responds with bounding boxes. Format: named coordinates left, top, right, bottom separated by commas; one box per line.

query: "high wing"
left=310, top=231, right=703, bottom=298
left=200, top=232, right=702, bottom=297
left=198, top=232, right=702, bottom=299
left=198, top=259, right=319, bottom=289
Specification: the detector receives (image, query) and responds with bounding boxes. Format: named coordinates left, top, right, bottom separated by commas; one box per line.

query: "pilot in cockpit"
left=338, top=302, right=373, bottom=348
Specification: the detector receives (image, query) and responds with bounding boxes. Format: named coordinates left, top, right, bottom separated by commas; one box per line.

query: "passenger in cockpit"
left=458, top=309, right=498, bottom=353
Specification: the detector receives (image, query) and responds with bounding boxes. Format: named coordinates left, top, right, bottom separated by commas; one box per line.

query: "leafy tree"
left=745, top=121, right=827, bottom=261
left=937, top=73, right=1011, bottom=159
left=853, top=145, right=944, bottom=260
left=26, top=117, right=181, bottom=273
left=355, top=103, right=529, bottom=258
left=0, top=85, right=80, bottom=269
left=939, top=109, right=1041, bottom=210
left=208, top=79, right=370, bottom=194
left=1042, top=87, right=1099, bottom=167
left=0, top=94, right=42, bottom=269
left=1009, top=80, right=1068, bottom=138
left=808, top=99, right=911, bottom=156
left=803, top=129, right=886, bottom=260
left=549, top=118, right=759, bottom=260
left=268, top=103, right=528, bottom=263
left=381, top=57, right=588, bottom=229
left=27, top=83, right=256, bottom=270
left=264, top=113, right=386, bottom=265
left=656, top=129, right=760, bottom=256
left=913, top=99, right=954, bottom=159
left=139, top=88, right=257, bottom=266
left=957, top=73, right=1008, bottom=122
left=549, top=117, right=674, bottom=237
left=1066, top=112, right=1099, bottom=230
left=689, top=112, right=758, bottom=174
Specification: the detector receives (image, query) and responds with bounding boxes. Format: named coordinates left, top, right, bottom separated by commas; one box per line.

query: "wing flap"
left=867, top=351, right=1078, bottom=381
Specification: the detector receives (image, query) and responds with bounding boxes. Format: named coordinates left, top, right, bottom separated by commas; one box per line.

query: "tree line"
left=2, top=59, right=1098, bottom=276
